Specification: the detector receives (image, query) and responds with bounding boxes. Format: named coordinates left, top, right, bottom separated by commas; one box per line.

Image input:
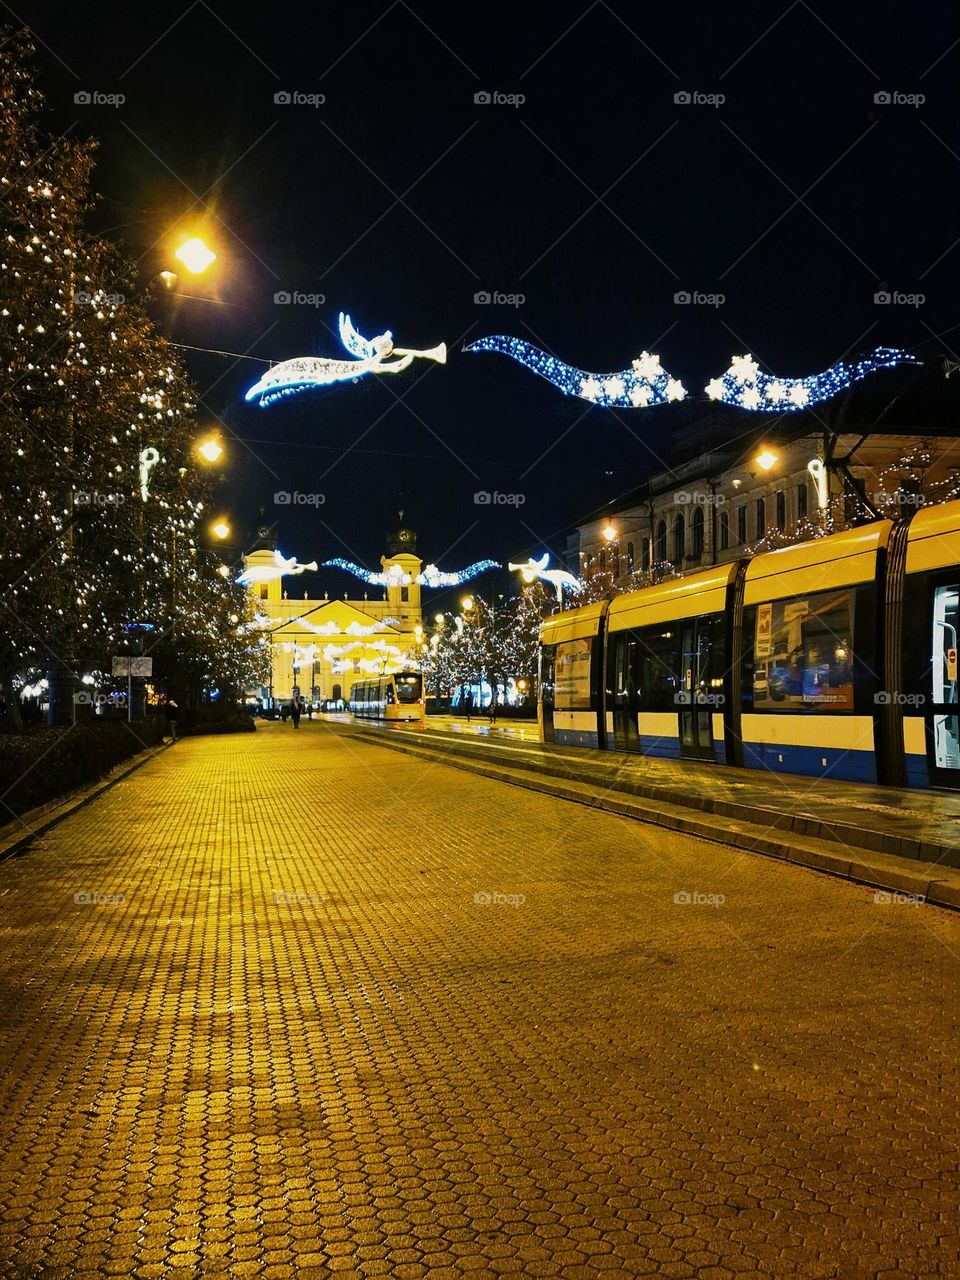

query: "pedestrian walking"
left=290, top=696, right=302, bottom=730
left=463, top=689, right=473, bottom=722
left=281, top=703, right=289, bottom=723
left=163, top=697, right=180, bottom=743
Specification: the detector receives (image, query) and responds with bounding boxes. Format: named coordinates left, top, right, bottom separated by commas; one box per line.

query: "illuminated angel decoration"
left=705, top=347, right=920, bottom=412
left=465, top=336, right=686, bottom=408
left=245, top=312, right=447, bottom=407
left=236, top=550, right=319, bottom=586
left=508, top=554, right=583, bottom=601
left=322, top=558, right=499, bottom=588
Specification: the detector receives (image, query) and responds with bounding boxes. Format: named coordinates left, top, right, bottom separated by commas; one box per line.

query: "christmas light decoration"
left=139, top=446, right=159, bottom=501
left=244, top=312, right=446, bottom=408
left=236, top=551, right=319, bottom=586
left=288, top=616, right=394, bottom=637
left=508, top=554, right=583, bottom=601
left=807, top=458, right=829, bottom=509
left=704, top=347, right=919, bottom=412
left=464, top=336, right=685, bottom=409
left=321, top=558, right=499, bottom=587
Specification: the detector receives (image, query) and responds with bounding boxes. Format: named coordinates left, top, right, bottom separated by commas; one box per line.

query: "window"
left=719, top=510, right=730, bottom=551
left=673, top=514, right=685, bottom=563
left=737, top=505, right=747, bottom=546
left=797, top=482, right=808, bottom=520
left=776, top=491, right=786, bottom=529
left=641, top=537, right=651, bottom=572
left=655, top=520, right=667, bottom=563
left=400, top=587, right=409, bottom=602
left=751, top=589, right=855, bottom=711
left=692, top=506, right=705, bottom=557
left=627, top=541, right=635, bottom=571
left=932, top=585, right=960, bottom=770
left=755, top=497, right=766, bottom=539
left=259, top=585, right=269, bottom=600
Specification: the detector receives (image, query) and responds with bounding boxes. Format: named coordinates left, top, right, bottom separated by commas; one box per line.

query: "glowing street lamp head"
left=755, top=449, right=778, bottom=472
left=175, top=237, right=216, bottom=274
left=434, top=612, right=445, bottom=625
left=158, top=270, right=178, bottom=291
left=197, top=435, right=224, bottom=464
left=461, top=595, right=474, bottom=612
left=211, top=519, right=231, bottom=540
left=602, top=524, right=618, bottom=542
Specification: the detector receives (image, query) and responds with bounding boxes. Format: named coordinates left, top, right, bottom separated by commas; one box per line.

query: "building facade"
left=242, top=521, right=425, bottom=706
left=572, top=428, right=960, bottom=583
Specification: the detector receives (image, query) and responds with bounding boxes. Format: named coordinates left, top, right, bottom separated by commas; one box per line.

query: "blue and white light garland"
left=323, top=558, right=499, bottom=588
left=508, top=554, right=583, bottom=601
left=705, top=347, right=920, bottom=412
left=237, top=550, right=319, bottom=586
left=245, top=313, right=446, bottom=408
left=464, top=336, right=686, bottom=408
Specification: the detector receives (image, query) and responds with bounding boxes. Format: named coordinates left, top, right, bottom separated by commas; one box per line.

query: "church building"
left=242, top=519, right=425, bottom=707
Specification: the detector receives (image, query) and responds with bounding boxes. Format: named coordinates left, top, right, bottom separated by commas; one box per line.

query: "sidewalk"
left=373, top=714, right=960, bottom=871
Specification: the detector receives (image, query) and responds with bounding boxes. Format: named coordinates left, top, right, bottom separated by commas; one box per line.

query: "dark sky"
left=17, top=1, right=960, bottom=606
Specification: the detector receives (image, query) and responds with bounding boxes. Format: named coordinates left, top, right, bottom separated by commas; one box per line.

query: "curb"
left=0, top=740, right=174, bottom=861
left=341, top=725, right=960, bottom=913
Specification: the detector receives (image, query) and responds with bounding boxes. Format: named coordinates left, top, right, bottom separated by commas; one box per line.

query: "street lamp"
left=754, top=448, right=778, bottom=472
left=211, top=518, right=231, bottom=541
left=461, top=595, right=474, bottom=612
left=602, top=524, right=618, bottom=542
left=175, top=237, right=217, bottom=274
left=196, top=434, right=224, bottom=464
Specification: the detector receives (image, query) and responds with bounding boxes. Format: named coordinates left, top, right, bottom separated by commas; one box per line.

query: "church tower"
left=242, top=522, right=284, bottom=609
left=380, top=513, right=423, bottom=627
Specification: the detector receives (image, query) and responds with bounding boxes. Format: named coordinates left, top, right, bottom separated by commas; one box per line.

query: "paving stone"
left=0, top=721, right=956, bottom=1275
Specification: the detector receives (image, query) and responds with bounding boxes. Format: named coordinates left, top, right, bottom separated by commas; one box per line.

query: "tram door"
left=540, top=646, right=556, bottom=744
left=679, top=619, right=715, bottom=759
left=930, top=584, right=960, bottom=782
left=611, top=632, right=639, bottom=751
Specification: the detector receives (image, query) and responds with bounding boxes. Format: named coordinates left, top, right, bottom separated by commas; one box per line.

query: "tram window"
left=719, top=510, right=729, bottom=551
left=736, top=506, right=747, bottom=546
left=396, top=674, right=422, bottom=703
left=752, top=589, right=855, bottom=710
left=797, top=483, right=808, bottom=519
left=776, top=491, right=786, bottom=529
left=636, top=626, right=679, bottom=710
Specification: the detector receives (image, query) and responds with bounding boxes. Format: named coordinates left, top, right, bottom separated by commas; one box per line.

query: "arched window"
left=655, top=520, right=667, bottom=562
left=627, top=540, right=635, bottom=570
left=776, top=491, right=786, bottom=529
left=797, top=482, right=808, bottom=519
left=673, top=513, right=685, bottom=563
left=692, top=506, right=705, bottom=557
left=641, top=537, right=651, bottom=572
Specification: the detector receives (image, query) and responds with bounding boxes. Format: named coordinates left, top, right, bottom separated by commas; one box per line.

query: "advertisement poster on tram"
left=555, top=639, right=592, bottom=709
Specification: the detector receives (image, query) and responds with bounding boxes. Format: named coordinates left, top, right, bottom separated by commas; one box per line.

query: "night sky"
left=17, top=1, right=960, bottom=606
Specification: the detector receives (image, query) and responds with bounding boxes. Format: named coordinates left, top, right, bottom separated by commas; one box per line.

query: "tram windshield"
left=395, top=673, right=422, bottom=703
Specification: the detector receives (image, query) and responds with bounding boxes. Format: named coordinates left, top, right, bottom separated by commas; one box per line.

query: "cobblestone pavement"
left=0, top=721, right=958, bottom=1279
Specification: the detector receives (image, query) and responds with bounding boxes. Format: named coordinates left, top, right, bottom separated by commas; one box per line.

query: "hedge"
left=0, top=718, right=166, bottom=818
